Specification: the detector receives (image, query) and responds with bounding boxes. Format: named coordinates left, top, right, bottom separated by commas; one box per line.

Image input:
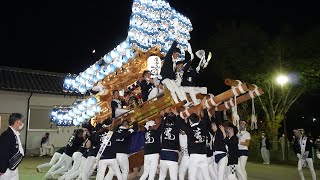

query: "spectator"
left=0, top=113, right=25, bottom=179
left=260, top=133, right=270, bottom=165
left=40, top=133, right=54, bottom=157
left=279, top=133, right=289, bottom=161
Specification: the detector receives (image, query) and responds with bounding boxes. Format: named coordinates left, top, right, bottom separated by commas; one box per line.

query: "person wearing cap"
left=260, top=133, right=270, bottom=165
left=160, top=41, right=191, bottom=106
left=293, top=129, right=317, bottom=180
left=236, top=121, right=250, bottom=180
left=225, top=124, right=239, bottom=180
left=0, top=113, right=25, bottom=180
left=139, top=119, right=162, bottom=180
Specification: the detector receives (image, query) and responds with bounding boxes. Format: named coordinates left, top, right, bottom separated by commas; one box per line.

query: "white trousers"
left=162, top=78, right=188, bottom=103
left=236, top=156, right=248, bottom=180
left=139, top=153, right=159, bottom=180
left=45, top=153, right=73, bottom=179
left=216, top=156, right=228, bottom=180
left=41, top=145, right=54, bottom=156
left=212, top=155, right=218, bottom=180
left=115, top=108, right=129, bottom=117
left=298, top=158, right=317, bottom=180
left=0, top=169, right=18, bottom=180
left=78, top=156, right=97, bottom=180
left=179, top=156, right=189, bottom=180
left=104, top=153, right=129, bottom=180
left=207, top=156, right=215, bottom=180
left=148, top=87, right=164, bottom=100
left=159, top=160, right=178, bottom=180
left=96, top=159, right=123, bottom=180
left=37, top=152, right=62, bottom=170
left=181, top=87, right=207, bottom=105
left=260, top=147, right=270, bottom=164
left=65, top=156, right=86, bottom=180
left=188, top=154, right=211, bottom=180
left=58, top=152, right=83, bottom=180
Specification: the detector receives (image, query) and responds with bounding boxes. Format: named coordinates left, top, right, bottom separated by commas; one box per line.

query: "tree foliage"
left=206, top=22, right=320, bottom=137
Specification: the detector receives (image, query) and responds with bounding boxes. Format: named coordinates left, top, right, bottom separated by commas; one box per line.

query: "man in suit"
left=0, top=113, right=25, bottom=180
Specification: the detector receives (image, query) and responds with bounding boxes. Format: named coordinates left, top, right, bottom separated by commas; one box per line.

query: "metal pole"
left=24, top=93, right=33, bottom=152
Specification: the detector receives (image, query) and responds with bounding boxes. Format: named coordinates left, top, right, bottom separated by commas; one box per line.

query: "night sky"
left=2, top=1, right=319, bottom=73
left=2, top=1, right=319, bottom=135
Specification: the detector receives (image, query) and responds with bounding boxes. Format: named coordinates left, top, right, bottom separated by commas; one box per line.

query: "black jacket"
left=213, top=128, right=227, bottom=153
left=292, top=136, right=313, bottom=158
left=225, top=135, right=239, bottom=165
left=181, top=61, right=198, bottom=87
left=179, top=110, right=210, bottom=155
left=64, top=135, right=84, bottom=157
left=161, top=115, right=181, bottom=151
left=113, top=122, right=138, bottom=154
left=0, top=128, right=22, bottom=173
left=144, top=123, right=162, bottom=155
left=140, top=80, right=155, bottom=102
left=160, top=41, right=178, bottom=81
left=111, top=99, right=126, bottom=118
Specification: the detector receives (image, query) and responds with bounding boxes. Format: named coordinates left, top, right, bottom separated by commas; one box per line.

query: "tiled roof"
left=0, top=66, right=78, bottom=95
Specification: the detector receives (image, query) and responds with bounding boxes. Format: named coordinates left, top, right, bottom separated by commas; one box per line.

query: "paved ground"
left=19, top=157, right=320, bottom=180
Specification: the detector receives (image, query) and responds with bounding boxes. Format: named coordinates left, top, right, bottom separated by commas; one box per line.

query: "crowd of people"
left=0, top=41, right=319, bottom=180
left=33, top=99, right=252, bottom=180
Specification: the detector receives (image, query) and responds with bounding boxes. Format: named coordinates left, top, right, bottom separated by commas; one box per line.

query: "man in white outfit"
left=236, top=121, right=250, bottom=180
left=175, top=56, right=207, bottom=106
left=160, top=41, right=191, bottom=107
left=40, top=133, right=54, bottom=157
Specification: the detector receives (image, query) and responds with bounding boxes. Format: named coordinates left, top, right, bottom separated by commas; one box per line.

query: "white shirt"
left=237, top=130, right=251, bottom=150
left=9, top=126, right=24, bottom=156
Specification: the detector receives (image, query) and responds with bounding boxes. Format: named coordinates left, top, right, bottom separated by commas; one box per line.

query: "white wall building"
left=0, top=66, right=81, bottom=155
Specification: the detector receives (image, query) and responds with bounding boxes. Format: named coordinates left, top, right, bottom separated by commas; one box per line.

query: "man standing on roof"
left=160, top=41, right=191, bottom=107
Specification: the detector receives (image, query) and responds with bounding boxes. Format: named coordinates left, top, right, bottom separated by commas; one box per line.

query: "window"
left=28, top=106, right=58, bottom=131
